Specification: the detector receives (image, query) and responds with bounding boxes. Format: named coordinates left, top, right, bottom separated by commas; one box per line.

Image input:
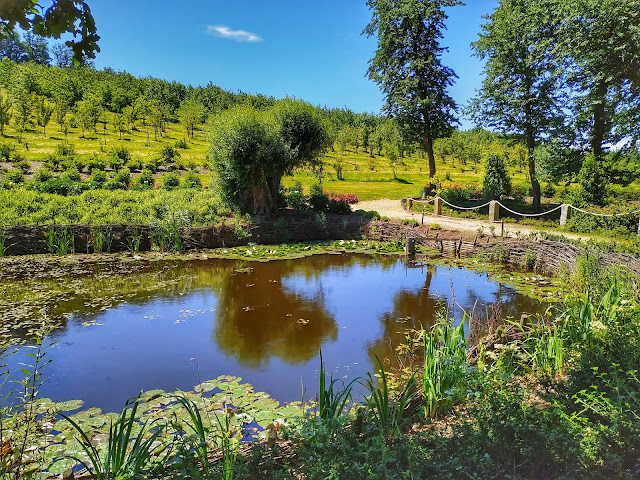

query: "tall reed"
left=364, top=354, right=417, bottom=436
left=318, top=351, right=360, bottom=420
left=421, top=316, right=468, bottom=419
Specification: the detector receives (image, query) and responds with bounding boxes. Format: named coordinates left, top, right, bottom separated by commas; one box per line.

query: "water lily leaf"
left=194, top=381, right=218, bottom=393
left=54, top=399, right=84, bottom=412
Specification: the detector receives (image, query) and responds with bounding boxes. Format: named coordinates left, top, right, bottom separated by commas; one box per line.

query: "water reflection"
left=0, top=254, right=543, bottom=412
left=213, top=261, right=337, bottom=367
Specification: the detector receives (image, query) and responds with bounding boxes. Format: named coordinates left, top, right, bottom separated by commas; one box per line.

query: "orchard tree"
left=0, top=93, right=11, bottom=136
left=0, top=0, right=99, bottom=64
left=34, top=95, right=53, bottom=137
left=12, top=88, right=32, bottom=142
left=75, top=93, right=102, bottom=137
left=113, top=112, right=126, bottom=140
left=178, top=97, right=205, bottom=140
left=364, top=0, right=461, bottom=186
left=471, top=0, right=565, bottom=211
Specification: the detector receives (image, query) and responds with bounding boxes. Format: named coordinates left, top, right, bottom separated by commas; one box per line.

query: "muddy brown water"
left=1, top=254, right=542, bottom=412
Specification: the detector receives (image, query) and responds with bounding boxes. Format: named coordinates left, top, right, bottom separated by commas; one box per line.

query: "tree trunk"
left=526, top=131, right=541, bottom=213
left=591, top=78, right=607, bottom=158
left=425, top=137, right=436, bottom=179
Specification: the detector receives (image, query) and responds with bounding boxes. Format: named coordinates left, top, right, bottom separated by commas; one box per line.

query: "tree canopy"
left=209, top=100, right=330, bottom=216
left=363, top=0, right=461, bottom=184
left=0, top=0, right=99, bottom=64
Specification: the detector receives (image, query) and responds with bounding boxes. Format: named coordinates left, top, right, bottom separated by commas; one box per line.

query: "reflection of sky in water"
left=2, top=255, right=540, bottom=413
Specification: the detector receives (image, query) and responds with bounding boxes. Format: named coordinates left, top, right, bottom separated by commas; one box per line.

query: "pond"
left=1, top=253, right=542, bottom=413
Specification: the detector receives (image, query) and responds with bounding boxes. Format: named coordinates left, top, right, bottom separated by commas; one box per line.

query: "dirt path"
left=354, top=198, right=591, bottom=241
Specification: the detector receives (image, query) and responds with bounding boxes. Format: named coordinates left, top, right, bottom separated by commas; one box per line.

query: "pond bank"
left=2, top=210, right=640, bottom=281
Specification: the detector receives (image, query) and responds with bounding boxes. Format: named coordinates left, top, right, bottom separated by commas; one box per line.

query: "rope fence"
left=406, top=196, right=640, bottom=234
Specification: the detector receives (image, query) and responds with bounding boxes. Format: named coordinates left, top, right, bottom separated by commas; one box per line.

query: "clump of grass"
left=45, top=225, right=75, bottom=255
left=318, top=351, right=360, bottom=420
left=420, top=315, right=469, bottom=419
left=364, top=354, right=418, bottom=437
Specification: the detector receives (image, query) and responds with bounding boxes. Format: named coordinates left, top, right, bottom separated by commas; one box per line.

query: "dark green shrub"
left=327, top=199, right=351, bottom=214
left=103, top=179, right=126, bottom=190
left=354, top=209, right=380, bottom=220
left=310, top=192, right=329, bottom=211
left=134, top=169, right=155, bottom=189
left=174, top=139, right=188, bottom=149
left=86, top=155, right=107, bottom=171
left=0, top=143, right=15, bottom=161
left=16, top=159, right=31, bottom=173
left=310, top=182, right=323, bottom=196
left=163, top=171, right=180, bottom=189
left=285, top=191, right=308, bottom=210
left=55, top=143, right=75, bottom=157
left=33, top=167, right=54, bottom=183
left=5, top=168, right=24, bottom=184
left=90, top=169, right=106, bottom=184
left=143, top=162, right=157, bottom=173
left=578, top=153, right=607, bottom=205
left=60, top=167, right=81, bottom=182
left=181, top=170, right=202, bottom=188
left=483, top=153, right=511, bottom=200
left=114, top=167, right=131, bottom=186
left=126, top=157, right=143, bottom=171
left=110, top=145, right=131, bottom=163
left=159, top=145, right=180, bottom=165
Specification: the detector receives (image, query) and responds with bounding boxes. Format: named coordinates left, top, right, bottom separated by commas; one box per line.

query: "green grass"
left=282, top=147, right=534, bottom=201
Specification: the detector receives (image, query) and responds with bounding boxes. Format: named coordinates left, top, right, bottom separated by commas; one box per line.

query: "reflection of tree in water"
left=367, top=265, right=448, bottom=366
left=461, top=282, right=542, bottom=325
left=213, top=258, right=341, bottom=368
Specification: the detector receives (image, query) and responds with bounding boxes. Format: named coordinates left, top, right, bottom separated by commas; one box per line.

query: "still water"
left=2, top=254, right=540, bottom=412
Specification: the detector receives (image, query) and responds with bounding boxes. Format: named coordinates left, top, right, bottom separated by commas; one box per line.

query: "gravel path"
left=354, top=198, right=591, bottom=241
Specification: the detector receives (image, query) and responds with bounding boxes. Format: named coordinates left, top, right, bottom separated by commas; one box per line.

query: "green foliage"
left=0, top=188, right=230, bottom=226
left=4, top=168, right=24, bottom=184
left=318, top=351, right=359, bottom=420
left=210, top=106, right=290, bottom=215
left=60, top=167, right=81, bottom=182
left=482, top=152, right=512, bottom=200
left=363, top=0, right=461, bottom=178
left=45, top=225, right=75, bottom=255
left=33, top=166, right=53, bottom=183
left=159, top=145, right=180, bottom=165
left=577, top=153, right=607, bottom=205
left=365, top=355, right=418, bottom=437
left=420, top=316, right=469, bottom=418
left=58, top=397, right=168, bottom=480
left=162, top=171, right=180, bottom=189
left=181, top=170, right=202, bottom=189
left=210, top=101, right=329, bottom=215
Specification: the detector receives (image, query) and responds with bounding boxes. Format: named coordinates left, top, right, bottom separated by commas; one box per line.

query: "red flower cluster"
left=324, top=191, right=359, bottom=204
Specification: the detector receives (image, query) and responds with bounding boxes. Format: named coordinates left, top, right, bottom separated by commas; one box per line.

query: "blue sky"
left=88, top=1, right=498, bottom=127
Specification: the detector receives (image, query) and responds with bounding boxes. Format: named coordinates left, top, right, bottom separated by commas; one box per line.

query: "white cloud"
left=205, top=25, right=263, bottom=43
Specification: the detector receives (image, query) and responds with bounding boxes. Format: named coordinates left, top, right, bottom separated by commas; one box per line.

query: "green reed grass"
left=59, top=397, right=167, bottom=480
left=364, top=354, right=418, bottom=436
left=318, top=351, right=360, bottom=420
left=420, top=316, right=468, bottom=419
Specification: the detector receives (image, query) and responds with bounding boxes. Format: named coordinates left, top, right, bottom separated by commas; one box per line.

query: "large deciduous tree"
left=556, top=0, right=640, bottom=156
left=363, top=0, right=461, bottom=186
left=471, top=0, right=565, bottom=212
left=210, top=100, right=330, bottom=216
left=0, top=0, right=99, bottom=64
